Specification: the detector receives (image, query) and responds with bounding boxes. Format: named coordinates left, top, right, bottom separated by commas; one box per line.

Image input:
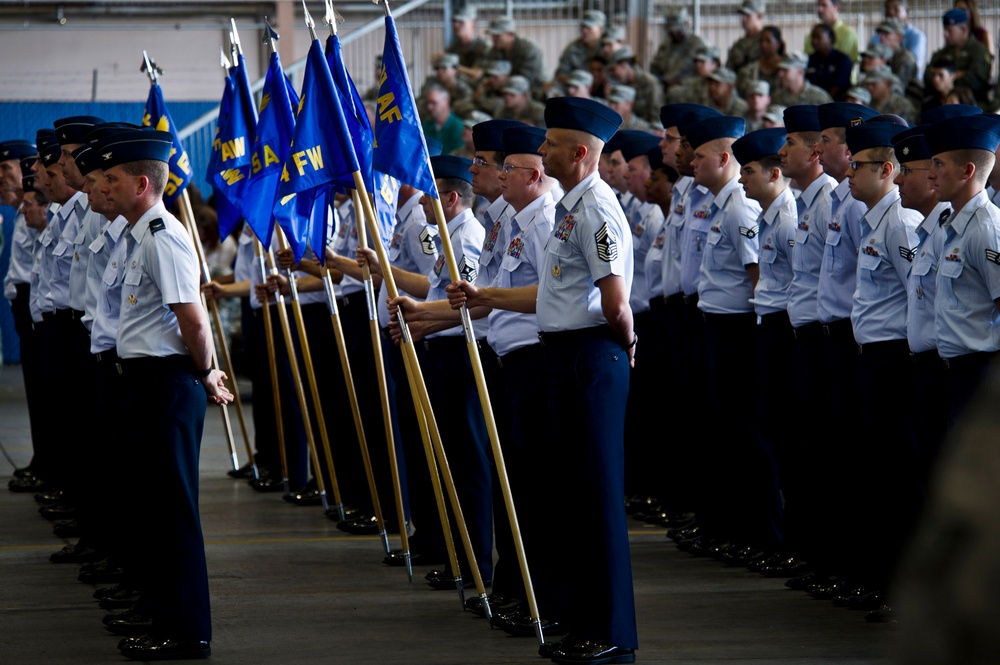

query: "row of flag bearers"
left=4, top=8, right=1000, bottom=663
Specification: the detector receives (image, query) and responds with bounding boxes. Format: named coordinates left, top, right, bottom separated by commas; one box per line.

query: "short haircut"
left=794, top=130, right=823, bottom=146
left=439, top=177, right=476, bottom=207
left=656, top=164, right=681, bottom=183
left=870, top=146, right=899, bottom=172
left=120, top=159, right=169, bottom=195
left=813, top=22, right=836, bottom=42
left=951, top=149, right=995, bottom=185
left=758, top=153, right=784, bottom=170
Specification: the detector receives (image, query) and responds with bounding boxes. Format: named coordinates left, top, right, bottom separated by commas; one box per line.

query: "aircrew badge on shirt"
left=459, top=256, right=478, bottom=282
left=595, top=222, right=618, bottom=262
left=899, top=246, right=916, bottom=262
left=740, top=224, right=759, bottom=239
left=986, top=248, right=1000, bottom=265
left=506, top=236, right=525, bottom=259
left=419, top=226, right=437, bottom=255
left=483, top=219, right=502, bottom=252
left=554, top=214, right=576, bottom=241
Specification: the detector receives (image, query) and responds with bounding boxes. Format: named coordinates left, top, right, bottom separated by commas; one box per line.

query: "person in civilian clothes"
left=91, top=129, right=232, bottom=661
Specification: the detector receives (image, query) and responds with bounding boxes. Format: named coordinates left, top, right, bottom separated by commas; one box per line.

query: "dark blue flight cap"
left=942, top=8, right=968, bottom=26
left=606, top=129, right=652, bottom=154
left=430, top=154, right=474, bottom=184
left=84, top=122, right=144, bottom=144
left=620, top=132, right=663, bottom=162
left=732, top=127, right=787, bottom=165
left=472, top=119, right=527, bottom=153
left=92, top=129, right=175, bottom=171
left=0, top=140, right=37, bottom=163
left=660, top=103, right=719, bottom=131
left=675, top=106, right=723, bottom=137
left=817, top=102, right=880, bottom=131
left=891, top=126, right=932, bottom=163
left=926, top=115, right=1000, bottom=155
left=686, top=116, right=746, bottom=150
left=502, top=125, right=547, bottom=156
left=19, top=155, right=36, bottom=174
left=54, top=115, right=105, bottom=145
left=845, top=121, right=908, bottom=155
left=22, top=171, right=37, bottom=194
left=919, top=103, right=982, bottom=125
left=868, top=113, right=909, bottom=127
left=36, top=128, right=58, bottom=151
left=647, top=145, right=665, bottom=170
left=426, top=137, right=443, bottom=157
left=544, top=97, right=622, bottom=143
left=783, top=105, right=821, bottom=133
left=40, top=141, right=62, bottom=168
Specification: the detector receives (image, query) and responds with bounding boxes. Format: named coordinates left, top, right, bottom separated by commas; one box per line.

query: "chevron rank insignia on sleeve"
left=986, top=248, right=1000, bottom=265
left=459, top=255, right=478, bottom=282
left=418, top=226, right=438, bottom=255
left=899, top=246, right=916, bottom=262
left=739, top=224, right=759, bottom=238
left=595, top=222, right=618, bottom=262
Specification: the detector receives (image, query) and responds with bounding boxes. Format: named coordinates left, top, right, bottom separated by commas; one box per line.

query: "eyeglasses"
left=500, top=164, right=536, bottom=175
left=899, top=165, right=930, bottom=176
left=472, top=156, right=504, bottom=171
left=849, top=160, right=886, bottom=170
left=662, top=134, right=681, bottom=143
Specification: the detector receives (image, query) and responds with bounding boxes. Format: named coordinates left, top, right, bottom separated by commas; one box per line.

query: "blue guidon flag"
left=142, top=83, right=193, bottom=209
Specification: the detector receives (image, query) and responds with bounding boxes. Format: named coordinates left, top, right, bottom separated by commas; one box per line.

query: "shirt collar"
left=763, top=187, right=795, bottom=225
left=862, top=188, right=900, bottom=232
left=799, top=172, right=836, bottom=208
left=711, top=176, right=742, bottom=210
left=128, top=201, right=168, bottom=245
left=558, top=171, right=601, bottom=215
left=949, top=190, right=990, bottom=237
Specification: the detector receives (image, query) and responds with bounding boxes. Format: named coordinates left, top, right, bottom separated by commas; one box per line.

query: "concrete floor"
left=0, top=364, right=894, bottom=664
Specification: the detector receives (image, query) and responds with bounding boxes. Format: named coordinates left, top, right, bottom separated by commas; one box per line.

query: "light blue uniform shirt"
left=425, top=208, right=485, bottom=339
left=630, top=200, right=666, bottom=313
left=787, top=173, right=837, bottom=327
left=477, top=196, right=512, bottom=342
left=751, top=186, right=798, bottom=316
left=906, top=202, right=950, bottom=353
left=697, top=176, right=762, bottom=315
left=3, top=210, right=35, bottom=300
left=488, top=190, right=555, bottom=356
left=117, top=203, right=201, bottom=359
left=537, top=171, right=633, bottom=332
left=29, top=203, right=61, bottom=322
left=69, top=197, right=99, bottom=315
left=817, top=178, right=867, bottom=324
left=47, top=193, right=83, bottom=311
left=850, top=189, right=921, bottom=344
left=84, top=215, right=126, bottom=333
left=91, top=220, right=129, bottom=354
left=934, top=191, right=1000, bottom=358
left=332, top=198, right=364, bottom=298
left=679, top=181, right=715, bottom=297
left=378, top=193, right=438, bottom=328
left=659, top=176, right=694, bottom=298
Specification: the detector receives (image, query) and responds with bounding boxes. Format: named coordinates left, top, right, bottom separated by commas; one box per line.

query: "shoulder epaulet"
left=149, top=218, right=166, bottom=234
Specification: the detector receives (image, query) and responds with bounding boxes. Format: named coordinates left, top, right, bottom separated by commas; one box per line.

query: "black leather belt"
left=94, top=349, right=120, bottom=364
left=822, top=318, right=853, bottom=338
left=856, top=339, right=909, bottom=355
left=792, top=321, right=823, bottom=340
left=116, top=354, right=195, bottom=375
left=942, top=351, right=996, bottom=371
left=337, top=290, right=366, bottom=309
left=538, top=324, right=621, bottom=347
left=422, top=336, right=473, bottom=353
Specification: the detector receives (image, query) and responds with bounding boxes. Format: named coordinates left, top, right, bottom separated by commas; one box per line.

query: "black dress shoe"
left=248, top=475, right=284, bottom=492
left=785, top=572, right=821, bottom=591
left=760, top=556, right=812, bottom=578
left=864, top=604, right=896, bottom=623
left=668, top=524, right=700, bottom=542
left=324, top=505, right=364, bottom=522
left=49, top=543, right=103, bottom=564
left=8, top=474, right=48, bottom=492
left=227, top=462, right=258, bottom=479
left=337, top=515, right=397, bottom=535
left=808, top=577, right=853, bottom=600
left=35, top=489, right=64, bottom=505
left=465, top=593, right=521, bottom=618
left=104, top=610, right=154, bottom=636
left=425, top=569, right=486, bottom=590
left=383, top=549, right=444, bottom=567
left=79, top=563, right=124, bottom=585
left=499, top=614, right=567, bottom=637
left=722, top=546, right=766, bottom=567
left=551, top=640, right=636, bottom=664
left=843, top=589, right=884, bottom=611
left=284, top=488, right=324, bottom=506
left=52, top=519, right=82, bottom=538
left=121, top=636, right=211, bottom=660
left=540, top=633, right=582, bottom=658
left=39, top=504, right=77, bottom=520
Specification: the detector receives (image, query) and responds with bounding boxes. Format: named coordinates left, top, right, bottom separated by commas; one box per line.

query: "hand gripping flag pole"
left=140, top=50, right=247, bottom=474
left=374, top=0, right=542, bottom=638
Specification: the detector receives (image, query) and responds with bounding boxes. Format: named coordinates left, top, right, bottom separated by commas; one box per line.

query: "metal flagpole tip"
left=263, top=16, right=280, bottom=44
left=301, top=0, right=316, bottom=30
left=230, top=17, right=243, bottom=54
left=219, top=45, right=231, bottom=69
